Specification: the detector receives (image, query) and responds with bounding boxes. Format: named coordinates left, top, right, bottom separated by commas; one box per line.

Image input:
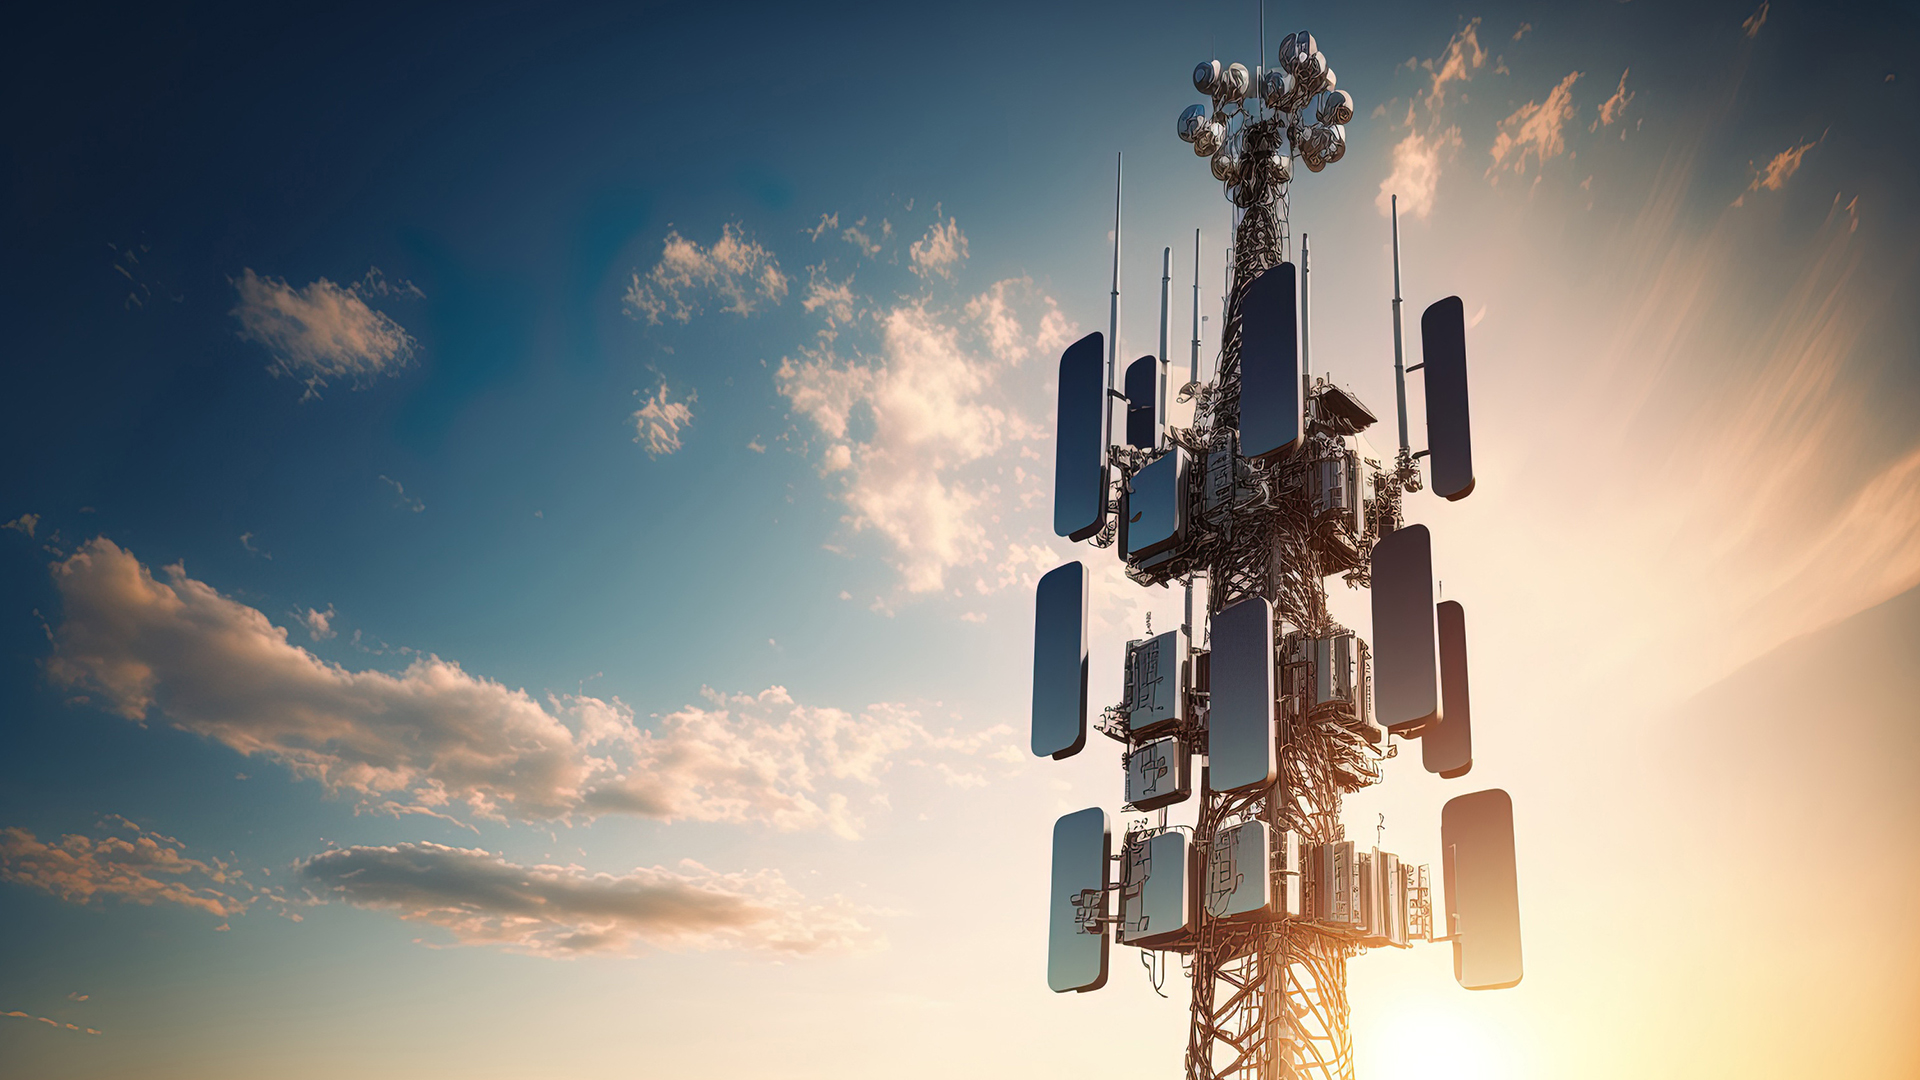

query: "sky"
left=2, top=1, right=1917, bottom=1077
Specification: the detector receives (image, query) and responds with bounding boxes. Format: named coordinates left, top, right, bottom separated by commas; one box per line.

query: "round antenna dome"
left=1194, top=59, right=1222, bottom=96
left=1193, top=122, right=1223, bottom=157
left=1222, top=62, right=1252, bottom=102
left=1211, top=151, right=1239, bottom=183
left=1317, top=89, right=1354, bottom=125
left=1177, top=104, right=1210, bottom=142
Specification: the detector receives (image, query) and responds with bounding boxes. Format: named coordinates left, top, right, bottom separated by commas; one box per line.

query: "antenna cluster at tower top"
left=1177, top=32, right=1357, bottom=208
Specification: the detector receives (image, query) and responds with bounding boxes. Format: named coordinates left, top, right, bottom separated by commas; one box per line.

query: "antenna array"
left=1032, top=29, right=1522, bottom=1080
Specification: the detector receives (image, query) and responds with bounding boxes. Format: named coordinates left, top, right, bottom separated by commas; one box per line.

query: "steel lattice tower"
left=1033, top=28, right=1520, bottom=1080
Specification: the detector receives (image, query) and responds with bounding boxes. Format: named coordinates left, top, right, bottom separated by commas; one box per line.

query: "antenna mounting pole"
left=1158, top=246, right=1172, bottom=447
left=1108, top=153, right=1123, bottom=448
left=1391, top=193, right=1411, bottom=459
left=1301, top=233, right=1313, bottom=410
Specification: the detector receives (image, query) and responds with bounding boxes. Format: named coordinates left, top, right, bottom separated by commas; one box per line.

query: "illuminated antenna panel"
left=1048, top=807, right=1111, bottom=993
left=1207, top=596, right=1277, bottom=793
left=1314, top=839, right=1358, bottom=927
left=1119, top=830, right=1193, bottom=948
left=1442, top=789, right=1523, bottom=990
left=1237, top=263, right=1303, bottom=462
left=1031, top=562, right=1089, bottom=759
left=1421, top=296, right=1475, bottom=501
left=1370, top=525, right=1439, bottom=734
left=1206, top=819, right=1271, bottom=920
left=1423, top=599, right=1473, bottom=778
left=1356, top=850, right=1387, bottom=947
left=1124, top=736, right=1191, bottom=811
left=1125, top=354, right=1159, bottom=449
left=1123, top=448, right=1190, bottom=563
left=1054, top=332, right=1110, bottom=540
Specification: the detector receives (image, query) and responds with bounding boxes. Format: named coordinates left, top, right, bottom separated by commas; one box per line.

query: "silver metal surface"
left=1441, top=789, right=1523, bottom=990
left=1124, top=448, right=1190, bottom=562
left=1370, top=524, right=1439, bottom=733
left=1421, top=295, right=1475, bottom=501
left=1237, top=263, right=1302, bottom=461
left=1125, top=736, right=1192, bottom=810
left=1125, top=628, right=1189, bottom=733
left=1424, top=599, right=1473, bottom=778
left=1207, top=595, right=1277, bottom=793
left=1120, top=829, right=1193, bottom=948
left=1030, top=561, right=1089, bottom=759
left=1049, top=807, right=1111, bottom=993
left=1206, top=819, right=1272, bottom=920
left=1053, top=332, right=1109, bottom=541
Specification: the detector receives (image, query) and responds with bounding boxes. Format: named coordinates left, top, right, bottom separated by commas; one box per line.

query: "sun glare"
left=1359, top=1007, right=1519, bottom=1080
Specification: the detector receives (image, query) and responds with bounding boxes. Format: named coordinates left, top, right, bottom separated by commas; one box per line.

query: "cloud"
left=301, top=605, right=336, bottom=641
left=238, top=532, right=270, bottom=559
left=1591, top=69, right=1634, bottom=133
left=1377, top=20, right=1483, bottom=217
left=1743, top=1, right=1769, bottom=38
left=631, top=381, right=695, bottom=457
left=1378, top=107, right=1463, bottom=219
left=1487, top=71, right=1583, bottom=181
left=623, top=224, right=788, bottom=325
left=777, top=275, right=1071, bottom=594
left=43, top=540, right=992, bottom=829
left=1733, top=138, right=1820, bottom=206
left=0, top=817, right=252, bottom=923
left=587, top=687, right=951, bottom=838
left=378, top=475, right=424, bottom=513
left=2, top=1010, right=102, bottom=1035
left=3, top=513, right=37, bottom=538
left=44, top=538, right=608, bottom=822
left=1422, top=18, right=1486, bottom=114
left=231, top=268, right=419, bottom=398
left=295, top=842, right=871, bottom=956
left=1512, top=22, right=1531, bottom=42
left=909, top=218, right=968, bottom=280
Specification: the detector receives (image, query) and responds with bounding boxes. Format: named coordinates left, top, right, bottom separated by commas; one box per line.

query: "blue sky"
left=3, top=1, right=1917, bottom=1077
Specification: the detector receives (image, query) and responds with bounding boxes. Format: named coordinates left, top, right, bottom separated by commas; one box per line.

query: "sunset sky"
left=2, top=2, right=1916, bottom=1077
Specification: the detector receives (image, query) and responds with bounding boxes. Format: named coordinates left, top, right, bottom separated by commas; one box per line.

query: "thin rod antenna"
left=1190, top=229, right=1202, bottom=386
left=1158, top=246, right=1172, bottom=446
left=1301, top=233, right=1313, bottom=409
left=1258, top=0, right=1266, bottom=122
left=1391, top=193, right=1410, bottom=457
left=1109, top=153, right=1123, bottom=447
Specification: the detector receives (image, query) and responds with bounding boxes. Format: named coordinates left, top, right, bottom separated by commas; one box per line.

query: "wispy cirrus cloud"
left=0, top=815, right=275, bottom=927
left=631, top=380, right=695, bottom=457
left=1591, top=69, right=1634, bottom=134
left=1733, top=137, right=1821, bottom=207
left=623, top=224, right=788, bottom=325
left=909, top=218, right=968, bottom=280
left=232, top=268, right=421, bottom=398
left=1488, top=71, right=1584, bottom=181
left=1377, top=19, right=1484, bottom=217
left=3, top=1010, right=101, bottom=1036
left=42, top=539, right=1004, bottom=829
left=295, top=842, right=872, bottom=956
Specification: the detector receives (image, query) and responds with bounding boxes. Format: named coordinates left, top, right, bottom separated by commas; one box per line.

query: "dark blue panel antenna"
left=1370, top=524, right=1439, bottom=733
left=1424, top=599, right=1472, bottom=778
left=1421, top=297, right=1475, bottom=501
left=1031, top=562, right=1090, bottom=759
left=1125, top=355, right=1159, bottom=449
left=1238, top=264, right=1302, bottom=461
left=1054, top=333, right=1110, bottom=541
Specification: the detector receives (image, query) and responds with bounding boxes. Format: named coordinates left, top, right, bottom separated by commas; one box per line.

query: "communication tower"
left=1032, top=30, right=1523, bottom=1080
